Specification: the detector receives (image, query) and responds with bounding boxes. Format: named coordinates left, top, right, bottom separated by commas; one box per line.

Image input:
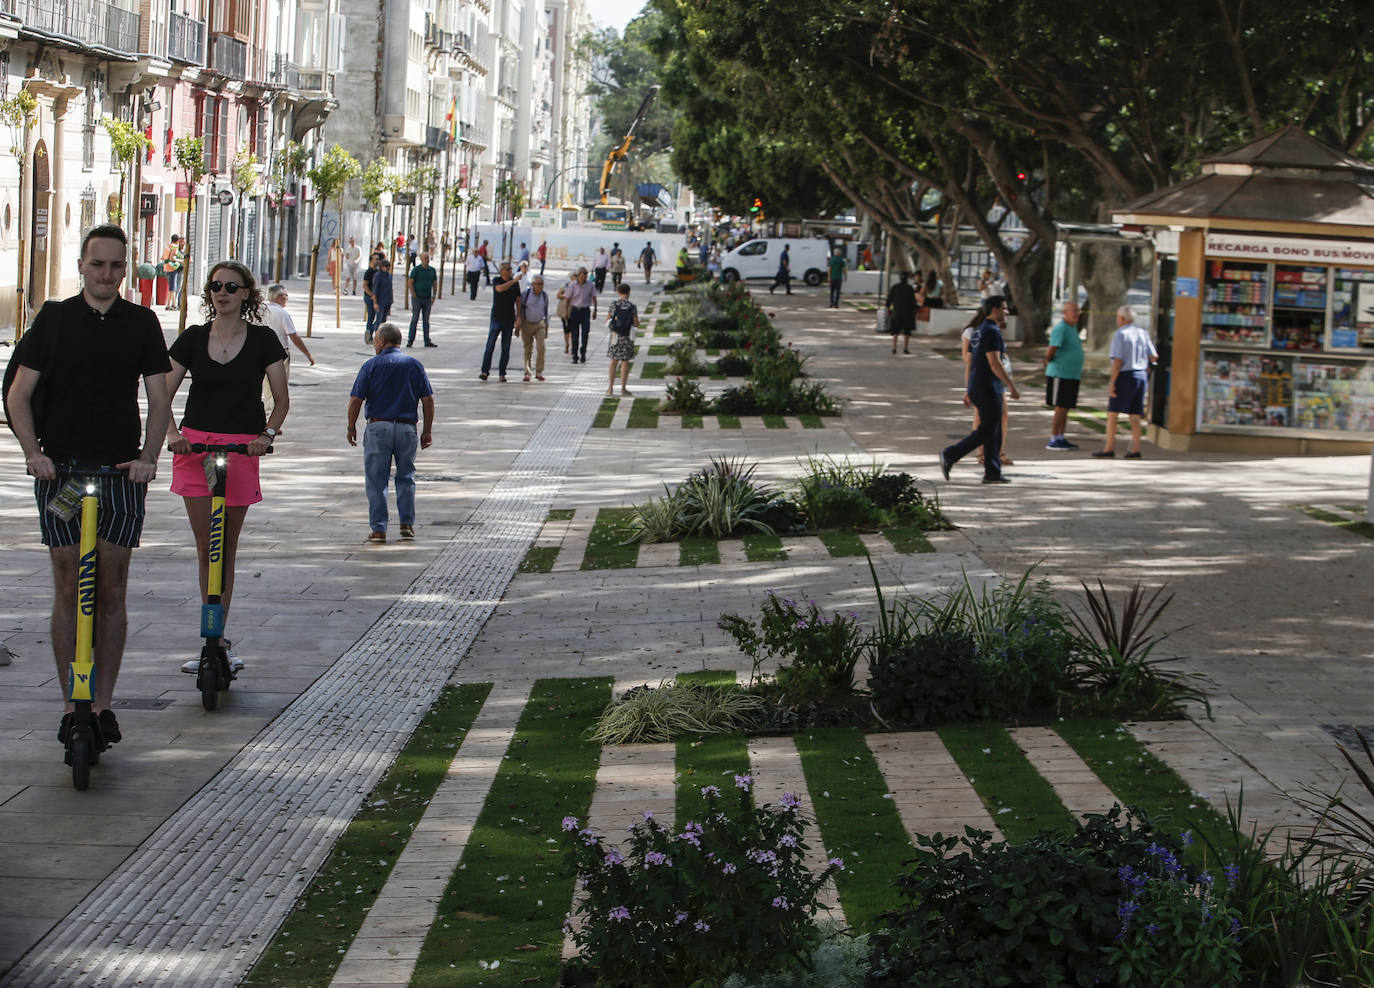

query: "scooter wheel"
left=199, top=652, right=219, bottom=712
left=71, top=734, right=91, bottom=790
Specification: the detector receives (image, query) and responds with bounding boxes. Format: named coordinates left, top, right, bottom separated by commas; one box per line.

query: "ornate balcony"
left=167, top=11, right=206, bottom=65
left=4, top=0, right=140, bottom=53
left=208, top=33, right=247, bottom=79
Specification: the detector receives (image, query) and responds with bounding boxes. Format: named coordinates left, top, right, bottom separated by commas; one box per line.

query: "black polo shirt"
left=16, top=294, right=170, bottom=463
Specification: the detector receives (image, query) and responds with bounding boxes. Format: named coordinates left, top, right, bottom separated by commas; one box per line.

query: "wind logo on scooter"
left=78, top=548, right=98, bottom=617
left=208, top=503, right=224, bottom=564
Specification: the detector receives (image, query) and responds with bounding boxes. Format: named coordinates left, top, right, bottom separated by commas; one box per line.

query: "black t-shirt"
left=490, top=281, right=519, bottom=322
left=886, top=282, right=917, bottom=319
left=168, top=323, right=287, bottom=434
left=967, top=320, right=1006, bottom=398
left=16, top=294, right=171, bottom=462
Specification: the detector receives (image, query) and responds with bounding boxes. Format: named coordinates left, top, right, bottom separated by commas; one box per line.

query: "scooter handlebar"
left=170, top=443, right=274, bottom=455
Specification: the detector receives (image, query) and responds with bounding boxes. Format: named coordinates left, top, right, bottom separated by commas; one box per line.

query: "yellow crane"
left=589, top=85, right=659, bottom=228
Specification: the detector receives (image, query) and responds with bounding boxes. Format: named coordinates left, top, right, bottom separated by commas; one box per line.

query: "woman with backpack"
left=604, top=283, right=639, bottom=396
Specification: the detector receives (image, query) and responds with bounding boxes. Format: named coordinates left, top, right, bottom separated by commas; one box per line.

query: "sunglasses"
left=208, top=281, right=243, bottom=294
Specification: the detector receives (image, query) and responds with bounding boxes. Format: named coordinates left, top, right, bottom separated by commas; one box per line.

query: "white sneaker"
left=225, top=641, right=244, bottom=674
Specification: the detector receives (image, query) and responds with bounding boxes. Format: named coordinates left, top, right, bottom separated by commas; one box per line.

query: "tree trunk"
left=178, top=197, right=193, bottom=335
left=306, top=243, right=320, bottom=338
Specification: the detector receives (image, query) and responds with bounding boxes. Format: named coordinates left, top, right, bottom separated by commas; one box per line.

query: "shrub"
left=719, top=592, right=867, bottom=697
left=862, top=473, right=952, bottom=529
left=589, top=681, right=766, bottom=744
left=715, top=385, right=761, bottom=415
left=665, top=340, right=709, bottom=377
left=866, top=808, right=1242, bottom=988
left=629, top=493, right=684, bottom=543
left=802, top=484, right=882, bottom=530
left=720, top=926, right=867, bottom=988
left=662, top=376, right=708, bottom=414
left=868, top=631, right=984, bottom=727
left=563, top=778, right=843, bottom=987
left=715, top=351, right=753, bottom=376
left=677, top=457, right=779, bottom=538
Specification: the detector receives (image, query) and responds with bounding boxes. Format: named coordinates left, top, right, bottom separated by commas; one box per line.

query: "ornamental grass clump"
left=562, top=778, right=843, bottom=988
left=589, top=680, right=767, bottom=744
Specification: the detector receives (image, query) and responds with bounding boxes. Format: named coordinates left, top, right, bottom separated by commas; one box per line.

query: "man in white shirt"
left=1093, top=305, right=1158, bottom=460
left=465, top=250, right=485, bottom=301
left=343, top=237, right=363, bottom=295
left=262, top=284, right=315, bottom=414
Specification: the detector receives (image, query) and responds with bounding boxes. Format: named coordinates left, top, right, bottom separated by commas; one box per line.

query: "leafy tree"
left=171, top=136, right=206, bottom=334
left=584, top=12, right=677, bottom=159
left=229, top=145, right=260, bottom=258
left=494, top=178, right=526, bottom=259
left=305, top=143, right=362, bottom=333
left=269, top=140, right=309, bottom=282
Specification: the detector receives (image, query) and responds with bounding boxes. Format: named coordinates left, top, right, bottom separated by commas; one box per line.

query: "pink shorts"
left=170, top=428, right=264, bottom=506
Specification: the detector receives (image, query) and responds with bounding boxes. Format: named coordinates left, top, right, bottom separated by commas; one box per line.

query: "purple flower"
left=603, top=847, right=624, bottom=866
left=828, top=857, right=845, bottom=871
left=734, top=774, right=753, bottom=791
left=645, top=851, right=671, bottom=867
left=1224, top=864, right=1242, bottom=888
left=562, top=816, right=579, bottom=831
left=1198, top=871, right=1214, bottom=887
left=608, top=905, right=631, bottom=922
left=1145, top=923, right=1159, bottom=936
left=779, top=834, right=798, bottom=847
left=700, top=785, right=721, bottom=798
left=771, top=896, right=790, bottom=910
left=579, top=828, right=599, bottom=847
left=642, top=810, right=655, bottom=821
left=1180, top=829, right=1193, bottom=847
left=722, top=862, right=737, bottom=875
left=780, top=792, right=801, bottom=809
left=674, top=911, right=689, bottom=924
left=694, top=919, right=710, bottom=932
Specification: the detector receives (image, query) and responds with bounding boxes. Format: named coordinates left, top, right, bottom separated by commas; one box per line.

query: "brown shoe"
left=368, top=530, right=386, bottom=543
left=400, top=525, right=415, bottom=539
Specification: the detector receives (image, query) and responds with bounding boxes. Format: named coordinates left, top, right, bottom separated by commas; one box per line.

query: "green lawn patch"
left=761, top=414, right=788, bottom=429
left=1053, top=718, right=1230, bottom=857
left=881, top=526, right=935, bottom=553
left=798, top=414, right=824, bottom=429
left=742, top=533, right=787, bottom=562
left=681, top=413, right=704, bottom=429
left=938, top=724, right=1076, bottom=843
left=1295, top=504, right=1374, bottom=540
left=676, top=670, right=740, bottom=686
left=1070, top=407, right=1108, bottom=434
left=653, top=325, right=671, bottom=336
left=244, top=682, right=493, bottom=988
left=676, top=732, right=750, bottom=829
left=679, top=535, right=720, bottom=566
left=410, top=677, right=612, bottom=988
left=647, top=344, right=670, bottom=356
left=641, top=361, right=666, bottom=379
left=546, top=508, right=575, bottom=522
left=582, top=508, right=640, bottom=570
left=592, top=397, right=619, bottom=428
left=717, top=414, right=742, bottom=429
left=517, top=545, right=559, bottom=574
left=819, top=531, right=869, bottom=558
left=794, top=728, right=915, bottom=929
left=627, top=397, right=660, bottom=429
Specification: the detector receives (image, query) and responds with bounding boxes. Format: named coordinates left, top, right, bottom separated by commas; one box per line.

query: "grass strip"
left=1295, top=504, right=1374, bottom=540
left=546, top=508, right=575, bottom=522
left=742, top=533, right=787, bottom=562
left=681, top=413, right=704, bottom=429
left=679, top=535, right=720, bottom=566
left=819, top=531, right=869, bottom=558
left=798, top=414, right=824, bottom=429
left=654, top=326, right=671, bottom=336
left=761, top=414, right=788, bottom=429
left=1053, top=718, right=1232, bottom=858
left=676, top=731, right=750, bottom=829
left=641, top=361, right=666, bottom=380
left=647, top=344, right=670, bottom=356
left=880, top=526, right=935, bottom=554
left=517, top=545, right=559, bottom=574
left=581, top=507, right=639, bottom=570
left=410, top=677, right=612, bottom=988
left=592, top=397, right=619, bottom=428
left=717, top=414, right=742, bottom=429
left=794, top=728, right=916, bottom=930
left=1070, top=407, right=1108, bottom=434
left=677, top=669, right=740, bottom=686
left=627, top=397, right=660, bottom=429
left=938, top=724, right=1076, bottom=843
left=243, top=683, right=493, bottom=988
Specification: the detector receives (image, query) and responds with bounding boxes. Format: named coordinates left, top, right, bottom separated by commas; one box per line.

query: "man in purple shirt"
left=558, top=267, right=599, bottom=363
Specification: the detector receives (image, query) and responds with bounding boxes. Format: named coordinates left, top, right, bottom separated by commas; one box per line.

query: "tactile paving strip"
left=0, top=379, right=607, bottom=988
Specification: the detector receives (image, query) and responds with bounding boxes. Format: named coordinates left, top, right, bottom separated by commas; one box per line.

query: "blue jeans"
left=481, top=317, right=515, bottom=375
left=363, top=421, right=418, bottom=533
left=567, top=306, right=591, bottom=358
left=408, top=296, right=433, bottom=344
left=364, top=296, right=378, bottom=340
left=829, top=279, right=843, bottom=306
left=943, top=389, right=1003, bottom=480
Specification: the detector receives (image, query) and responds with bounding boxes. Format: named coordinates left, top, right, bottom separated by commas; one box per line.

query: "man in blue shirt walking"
left=1093, top=305, right=1157, bottom=459
left=346, top=323, right=436, bottom=542
left=939, top=296, right=1020, bottom=483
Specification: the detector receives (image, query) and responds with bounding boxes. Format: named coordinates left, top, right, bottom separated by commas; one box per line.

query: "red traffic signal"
left=750, top=197, right=762, bottom=213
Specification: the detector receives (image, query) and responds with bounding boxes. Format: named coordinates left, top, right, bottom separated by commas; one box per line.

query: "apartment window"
left=198, top=95, right=230, bottom=175
left=82, top=80, right=97, bottom=171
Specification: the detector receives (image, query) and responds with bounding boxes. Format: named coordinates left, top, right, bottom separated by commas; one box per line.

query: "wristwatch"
left=263, top=427, right=279, bottom=439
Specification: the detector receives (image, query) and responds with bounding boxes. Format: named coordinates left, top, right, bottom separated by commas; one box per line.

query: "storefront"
left=1114, top=127, right=1374, bottom=454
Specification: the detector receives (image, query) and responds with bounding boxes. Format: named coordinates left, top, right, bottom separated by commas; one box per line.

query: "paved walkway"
left=1, top=275, right=1371, bottom=984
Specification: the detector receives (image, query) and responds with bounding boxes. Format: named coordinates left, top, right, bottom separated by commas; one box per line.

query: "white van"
left=719, top=239, right=832, bottom=287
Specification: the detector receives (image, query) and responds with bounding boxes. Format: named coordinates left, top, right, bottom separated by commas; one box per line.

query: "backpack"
left=2, top=307, right=55, bottom=444
left=609, top=302, right=634, bottom=336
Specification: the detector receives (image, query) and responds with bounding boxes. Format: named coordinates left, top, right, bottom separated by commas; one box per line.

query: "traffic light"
left=750, top=197, right=762, bottom=213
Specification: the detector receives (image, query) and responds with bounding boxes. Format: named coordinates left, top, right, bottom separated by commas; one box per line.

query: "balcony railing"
left=454, top=30, right=471, bottom=53
left=424, top=125, right=448, bottom=151
left=297, top=69, right=328, bottom=94
left=167, top=11, right=206, bottom=64
left=208, top=33, right=247, bottom=79
left=271, top=52, right=300, bottom=91
left=4, top=0, right=139, bottom=53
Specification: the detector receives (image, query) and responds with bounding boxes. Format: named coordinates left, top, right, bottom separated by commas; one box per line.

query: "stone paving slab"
left=1009, top=726, right=1121, bottom=821
left=867, top=732, right=1003, bottom=845
left=747, top=736, right=841, bottom=917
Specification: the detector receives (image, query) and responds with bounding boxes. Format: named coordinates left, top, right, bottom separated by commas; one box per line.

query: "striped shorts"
left=35, top=473, right=148, bottom=548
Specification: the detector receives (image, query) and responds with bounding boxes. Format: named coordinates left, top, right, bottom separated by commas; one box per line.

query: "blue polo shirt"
left=967, top=319, right=1005, bottom=397
left=350, top=346, right=433, bottom=421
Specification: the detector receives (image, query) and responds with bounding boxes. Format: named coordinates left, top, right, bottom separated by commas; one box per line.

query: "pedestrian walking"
left=1093, top=305, right=1158, bottom=459
left=593, top=246, right=610, bottom=292
left=769, top=244, right=792, bottom=295
left=537, top=239, right=548, bottom=277
left=326, top=239, right=341, bottom=292
left=638, top=243, right=656, bottom=283
left=407, top=250, right=439, bottom=348
left=961, top=308, right=1015, bottom=466
left=372, top=258, right=395, bottom=335
left=610, top=243, right=626, bottom=287
left=518, top=242, right=530, bottom=264
left=1043, top=301, right=1084, bottom=450
left=828, top=247, right=848, bottom=308
left=346, top=323, right=435, bottom=543
left=4, top=224, right=172, bottom=746
left=363, top=252, right=383, bottom=343
left=558, top=267, right=598, bottom=363
left=406, top=233, right=418, bottom=269
left=261, top=284, right=315, bottom=417
left=477, top=239, right=491, bottom=285
left=465, top=248, right=484, bottom=300
left=166, top=259, right=289, bottom=676
left=604, top=283, right=639, bottom=396
left=479, top=261, right=521, bottom=382
left=939, top=296, right=1020, bottom=484
left=884, top=270, right=916, bottom=354
left=518, top=275, right=551, bottom=382
left=343, top=236, right=362, bottom=295
left=161, top=234, right=184, bottom=309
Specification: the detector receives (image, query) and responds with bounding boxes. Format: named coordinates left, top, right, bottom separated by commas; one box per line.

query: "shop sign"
left=1175, top=276, right=1199, bottom=298
left=139, top=194, right=158, bottom=216
left=174, top=181, right=190, bottom=214
left=282, top=192, right=298, bottom=207
left=1205, top=233, right=1374, bottom=266
left=394, top=192, right=417, bottom=206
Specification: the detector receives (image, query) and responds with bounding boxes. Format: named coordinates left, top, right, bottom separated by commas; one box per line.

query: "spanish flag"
left=446, top=96, right=459, bottom=143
